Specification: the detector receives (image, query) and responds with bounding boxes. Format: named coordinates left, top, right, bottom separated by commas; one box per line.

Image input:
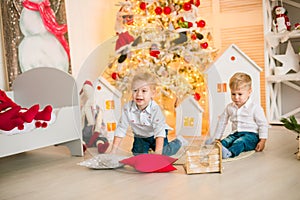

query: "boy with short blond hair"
left=214, top=72, right=269, bottom=158
left=111, top=71, right=187, bottom=155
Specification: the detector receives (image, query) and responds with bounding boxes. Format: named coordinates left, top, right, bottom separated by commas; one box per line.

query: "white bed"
left=0, top=67, right=83, bottom=158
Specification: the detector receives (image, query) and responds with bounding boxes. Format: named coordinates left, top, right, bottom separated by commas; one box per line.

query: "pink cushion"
left=119, top=154, right=177, bottom=173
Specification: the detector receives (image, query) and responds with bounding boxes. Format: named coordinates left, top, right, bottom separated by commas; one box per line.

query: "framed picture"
left=0, top=0, right=71, bottom=89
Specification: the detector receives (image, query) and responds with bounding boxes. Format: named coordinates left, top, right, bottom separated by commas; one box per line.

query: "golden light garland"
left=103, top=0, right=217, bottom=134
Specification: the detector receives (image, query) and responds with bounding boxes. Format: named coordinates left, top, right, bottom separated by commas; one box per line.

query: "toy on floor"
left=78, top=154, right=128, bottom=169
left=0, top=89, right=53, bottom=133
left=80, top=81, right=109, bottom=154
left=184, top=141, right=222, bottom=174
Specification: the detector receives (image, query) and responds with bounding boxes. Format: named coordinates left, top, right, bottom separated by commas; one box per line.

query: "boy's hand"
left=255, top=139, right=266, bottom=152
left=109, top=136, right=122, bottom=154
left=154, top=137, right=164, bottom=155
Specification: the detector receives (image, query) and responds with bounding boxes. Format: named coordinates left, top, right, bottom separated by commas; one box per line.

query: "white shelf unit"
left=263, top=0, right=300, bottom=124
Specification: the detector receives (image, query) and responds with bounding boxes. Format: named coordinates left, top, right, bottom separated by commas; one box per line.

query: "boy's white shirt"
left=214, top=97, right=269, bottom=140
left=114, top=100, right=171, bottom=138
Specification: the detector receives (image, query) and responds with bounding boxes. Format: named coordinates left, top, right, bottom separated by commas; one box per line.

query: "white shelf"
left=267, top=72, right=300, bottom=82
left=267, top=30, right=300, bottom=39
left=264, top=0, right=300, bottom=123
left=265, top=30, right=300, bottom=47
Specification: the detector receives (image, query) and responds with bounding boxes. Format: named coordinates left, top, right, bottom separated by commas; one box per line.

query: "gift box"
left=184, top=141, right=222, bottom=174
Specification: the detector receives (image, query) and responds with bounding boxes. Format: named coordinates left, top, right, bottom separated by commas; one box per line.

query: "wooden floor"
left=1, top=125, right=300, bottom=200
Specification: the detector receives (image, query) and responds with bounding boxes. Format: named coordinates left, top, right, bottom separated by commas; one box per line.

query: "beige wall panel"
left=220, top=0, right=263, bottom=13
left=209, top=0, right=266, bottom=109
left=220, top=25, right=266, bottom=109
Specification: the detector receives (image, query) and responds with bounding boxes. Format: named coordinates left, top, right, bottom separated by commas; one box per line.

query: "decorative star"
left=273, top=41, right=300, bottom=75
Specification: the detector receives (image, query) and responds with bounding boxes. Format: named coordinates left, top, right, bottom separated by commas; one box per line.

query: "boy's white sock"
left=177, top=135, right=189, bottom=146
left=222, top=146, right=232, bottom=159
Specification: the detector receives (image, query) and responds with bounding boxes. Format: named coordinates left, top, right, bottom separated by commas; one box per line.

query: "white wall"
left=65, top=0, right=120, bottom=78
left=0, top=0, right=119, bottom=90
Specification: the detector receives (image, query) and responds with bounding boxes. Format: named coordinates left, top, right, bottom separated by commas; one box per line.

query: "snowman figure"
left=18, top=0, right=70, bottom=73
left=272, top=6, right=291, bottom=33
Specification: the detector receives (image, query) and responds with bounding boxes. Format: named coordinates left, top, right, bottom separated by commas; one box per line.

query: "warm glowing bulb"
left=165, top=110, right=171, bottom=116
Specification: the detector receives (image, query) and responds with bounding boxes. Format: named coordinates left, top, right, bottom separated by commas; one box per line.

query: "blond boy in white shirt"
left=213, top=72, right=269, bottom=158
left=110, top=72, right=187, bottom=155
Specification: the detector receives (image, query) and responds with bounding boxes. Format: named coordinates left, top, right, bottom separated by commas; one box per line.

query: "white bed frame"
left=0, top=67, right=83, bottom=158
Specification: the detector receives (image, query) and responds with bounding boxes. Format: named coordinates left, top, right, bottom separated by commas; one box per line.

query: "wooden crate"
left=184, top=141, right=222, bottom=174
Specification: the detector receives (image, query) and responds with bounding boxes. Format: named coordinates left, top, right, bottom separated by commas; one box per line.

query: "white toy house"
left=94, top=76, right=122, bottom=141
left=204, top=44, right=262, bottom=137
left=175, top=96, right=204, bottom=137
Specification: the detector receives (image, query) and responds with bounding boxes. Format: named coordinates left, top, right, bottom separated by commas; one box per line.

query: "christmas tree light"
left=102, top=0, right=217, bottom=134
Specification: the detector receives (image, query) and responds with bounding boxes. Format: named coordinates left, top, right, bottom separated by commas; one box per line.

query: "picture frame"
left=0, top=0, right=71, bottom=89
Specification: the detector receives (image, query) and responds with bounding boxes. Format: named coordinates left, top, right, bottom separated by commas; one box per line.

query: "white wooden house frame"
left=205, top=44, right=262, bottom=137
left=175, top=96, right=204, bottom=137
left=94, top=76, right=122, bottom=141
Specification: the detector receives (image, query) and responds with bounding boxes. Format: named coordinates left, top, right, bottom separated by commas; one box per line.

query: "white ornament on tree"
left=272, top=41, right=300, bottom=75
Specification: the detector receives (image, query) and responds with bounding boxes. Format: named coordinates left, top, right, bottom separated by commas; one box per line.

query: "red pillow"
left=119, top=154, right=178, bottom=173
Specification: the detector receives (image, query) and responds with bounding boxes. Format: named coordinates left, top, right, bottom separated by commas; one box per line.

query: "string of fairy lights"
left=102, top=0, right=217, bottom=133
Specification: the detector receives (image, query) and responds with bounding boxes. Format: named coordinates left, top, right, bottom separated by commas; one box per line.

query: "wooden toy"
left=184, top=141, right=222, bottom=174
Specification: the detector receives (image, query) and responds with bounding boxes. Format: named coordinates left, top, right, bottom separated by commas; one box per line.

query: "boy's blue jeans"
left=132, top=130, right=181, bottom=156
left=221, top=131, right=259, bottom=157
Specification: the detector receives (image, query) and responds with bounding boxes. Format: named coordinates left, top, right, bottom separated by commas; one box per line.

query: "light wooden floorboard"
left=1, top=125, right=300, bottom=200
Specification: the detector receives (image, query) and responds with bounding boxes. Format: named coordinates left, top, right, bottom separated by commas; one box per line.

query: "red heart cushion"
left=119, top=154, right=177, bottom=173
left=155, top=164, right=177, bottom=172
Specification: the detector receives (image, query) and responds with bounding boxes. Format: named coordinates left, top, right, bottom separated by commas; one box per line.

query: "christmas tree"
left=102, top=0, right=217, bottom=135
